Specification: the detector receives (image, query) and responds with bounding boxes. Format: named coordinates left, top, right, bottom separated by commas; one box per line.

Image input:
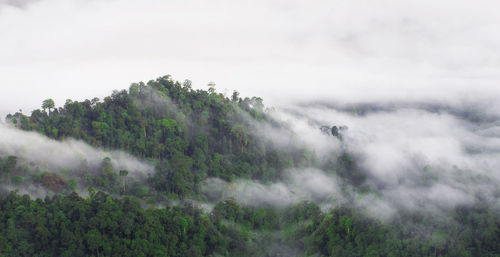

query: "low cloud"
left=203, top=98, right=500, bottom=219
left=0, top=123, right=154, bottom=179
left=201, top=168, right=342, bottom=208
left=278, top=100, right=500, bottom=216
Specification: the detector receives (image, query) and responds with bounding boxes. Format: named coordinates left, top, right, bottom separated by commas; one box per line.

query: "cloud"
left=0, top=0, right=39, bottom=8
left=0, top=122, right=154, bottom=179
left=203, top=97, right=500, bottom=219
left=1, top=0, right=500, bottom=118
left=130, top=84, right=190, bottom=126
left=271, top=100, right=500, bottom=217
left=201, top=168, right=343, bottom=208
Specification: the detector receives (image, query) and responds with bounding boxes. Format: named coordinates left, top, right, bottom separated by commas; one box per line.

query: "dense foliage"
left=6, top=76, right=317, bottom=199
left=2, top=75, right=500, bottom=256
left=1, top=192, right=500, bottom=256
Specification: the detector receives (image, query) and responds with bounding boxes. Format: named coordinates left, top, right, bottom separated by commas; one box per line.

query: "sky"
left=1, top=0, right=500, bottom=118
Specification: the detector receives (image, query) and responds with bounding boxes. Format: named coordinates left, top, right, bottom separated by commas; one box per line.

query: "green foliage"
left=11, top=75, right=316, bottom=198
left=0, top=192, right=230, bottom=256
left=11, top=176, right=23, bottom=186
left=0, top=192, right=497, bottom=256
left=4, top=75, right=500, bottom=256
left=42, top=99, right=55, bottom=113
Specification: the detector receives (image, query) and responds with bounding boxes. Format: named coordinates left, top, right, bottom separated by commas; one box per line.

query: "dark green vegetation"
left=1, top=193, right=500, bottom=256
left=6, top=76, right=320, bottom=199
left=2, top=75, right=500, bottom=256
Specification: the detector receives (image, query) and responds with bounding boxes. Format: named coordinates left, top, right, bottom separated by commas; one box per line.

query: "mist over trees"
left=1, top=75, right=500, bottom=256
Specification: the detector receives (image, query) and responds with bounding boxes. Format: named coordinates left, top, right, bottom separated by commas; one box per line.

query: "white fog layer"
left=201, top=100, right=500, bottom=218
left=0, top=123, right=154, bottom=179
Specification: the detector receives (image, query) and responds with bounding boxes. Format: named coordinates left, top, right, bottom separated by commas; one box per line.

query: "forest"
left=1, top=75, right=500, bottom=256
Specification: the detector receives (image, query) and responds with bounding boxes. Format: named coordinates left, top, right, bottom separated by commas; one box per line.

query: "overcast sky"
left=1, top=0, right=499, bottom=118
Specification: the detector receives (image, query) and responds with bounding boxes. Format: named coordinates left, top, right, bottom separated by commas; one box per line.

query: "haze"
left=1, top=0, right=500, bottom=119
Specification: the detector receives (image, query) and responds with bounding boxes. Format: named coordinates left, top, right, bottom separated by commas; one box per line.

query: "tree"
left=41, top=173, right=67, bottom=192
left=100, top=157, right=116, bottom=188
left=86, top=229, right=102, bottom=257
left=67, top=179, right=78, bottom=192
left=331, top=126, right=339, bottom=137
left=183, top=79, right=193, bottom=90
left=11, top=176, right=23, bottom=186
left=42, top=99, right=55, bottom=115
left=231, top=125, right=248, bottom=152
left=129, top=83, right=140, bottom=97
left=232, top=91, right=240, bottom=102
left=208, top=81, right=216, bottom=94
left=119, top=169, right=129, bottom=194
left=4, top=155, right=17, bottom=183
left=91, top=121, right=110, bottom=146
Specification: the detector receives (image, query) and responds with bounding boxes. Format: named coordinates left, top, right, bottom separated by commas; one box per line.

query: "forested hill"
left=5, top=75, right=317, bottom=198
left=2, top=76, right=500, bottom=256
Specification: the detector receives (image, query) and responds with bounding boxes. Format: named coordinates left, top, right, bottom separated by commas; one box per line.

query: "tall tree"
left=4, top=155, right=17, bottom=183
left=42, top=99, right=55, bottom=115
left=119, top=169, right=128, bottom=194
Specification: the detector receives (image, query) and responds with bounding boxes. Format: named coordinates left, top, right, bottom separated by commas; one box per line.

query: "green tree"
left=231, top=125, right=248, bottom=152
left=4, top=155, right=17, bottom=183
left=99, top=157, right=116, bottom=188
left=119, top=169, right=128, bottom=194
left=42, top=99, right=55, bottom=115
left=86, top=229, right=102, bottom=257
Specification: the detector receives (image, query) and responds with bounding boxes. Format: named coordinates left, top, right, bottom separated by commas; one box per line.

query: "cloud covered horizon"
left=1, top=0, right=500, bottom=118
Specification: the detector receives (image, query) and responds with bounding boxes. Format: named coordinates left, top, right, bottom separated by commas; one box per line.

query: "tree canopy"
left=2, top=75, right=500, bottom=256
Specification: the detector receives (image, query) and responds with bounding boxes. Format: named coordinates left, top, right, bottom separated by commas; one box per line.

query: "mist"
left=0, top=123, right=154, bottom=177
left=0, top=122, right=154, bottom=197
left=193, top=96, right=500, bottom=221
left=3, top=79, right=497, bottom=222
left=201, top=168, right=343, bottom=208
left=2, top=0, right=500, bottom=119
left=285, top=100, right=500, bottom=215
left=1, top=1, right=500, bottom=255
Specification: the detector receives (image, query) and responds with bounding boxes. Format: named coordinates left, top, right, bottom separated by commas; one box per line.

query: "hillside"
left=1, top=76, right=500, bottom=256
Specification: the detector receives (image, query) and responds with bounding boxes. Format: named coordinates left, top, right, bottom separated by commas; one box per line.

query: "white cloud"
left=0, top=122, right=154, bottom=179
left=1, top=0, right=500, bottom=119
left=201, top=168, right=342, bottom=207
left=269, top=101, right=500, bottom=217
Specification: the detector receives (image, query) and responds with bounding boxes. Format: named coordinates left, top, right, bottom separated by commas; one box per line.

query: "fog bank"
left=199, top=98, right=500, bottom=219
left=0, top=123, right=154, bottom=179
